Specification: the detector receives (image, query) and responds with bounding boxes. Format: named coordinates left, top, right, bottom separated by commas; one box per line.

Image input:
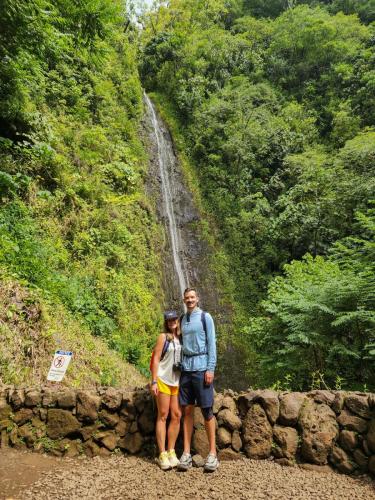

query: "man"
left=178, top=287, right=218, bottom=472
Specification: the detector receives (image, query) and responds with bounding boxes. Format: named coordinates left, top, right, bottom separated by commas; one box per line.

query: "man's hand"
left=204, top=371, right=214, bottom=386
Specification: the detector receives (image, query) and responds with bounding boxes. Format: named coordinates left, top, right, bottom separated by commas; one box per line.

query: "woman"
left=150, top=310, right=182, bottom=470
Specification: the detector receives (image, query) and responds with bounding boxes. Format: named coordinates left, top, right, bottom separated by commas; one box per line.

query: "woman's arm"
left=150, top=333, right=166, bottom=395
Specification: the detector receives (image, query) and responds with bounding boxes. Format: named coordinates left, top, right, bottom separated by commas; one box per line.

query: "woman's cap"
left=164, top=310, right=179, bottom=321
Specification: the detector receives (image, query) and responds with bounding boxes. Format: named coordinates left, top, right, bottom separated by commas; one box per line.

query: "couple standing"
left=150, top=287, right=218, bottom=472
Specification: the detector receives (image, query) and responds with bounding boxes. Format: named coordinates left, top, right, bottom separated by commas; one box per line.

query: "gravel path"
left=21, top=455, right=374, bottom=500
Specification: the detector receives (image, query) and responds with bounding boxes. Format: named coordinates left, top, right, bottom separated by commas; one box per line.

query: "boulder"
left=80, top=423, right=103, bottom=442
left=273, top=425, right=298, bottom=460
left=366, top=419, right=375, bottom=453
left=337, top=410, right=367, bottom=433
left=99, top=409, right=119, bottom=429
left=307, top=391, right=335, bottom=406
left=217, top=427, right=232, bottom=448
left=218, top=448, right=241, bottom=461
left=76, top=391, right=101, bottom=422
left=83, top=439, right=101, bottom=457
left=194, top=406, right=205, bottom=428
left=353, top=448, right=368, bottom=470
left=345, top=395, right=372, bottom=419
left=64, top=440, right=81, bottom=458
left=18, top=424, right=36, bottom=447
left=232, top=430, right=242, bottom=452
left=102, top=388, right=122, bottom=410
left=118, top=432, right=143, bottom=454
left=138, top=403, right=155, bottom=434
left=25, top=390, right=41, bottom=407
left=299, top=400, right=338, bottom=465
left=216, top=409, right=241, bottom=431
left=47, top=409, right=81, bottom=439
left=330, top=445, right=355, bottom=474
left=12, top=408, right=33, bottom=426
left=243, top=403, right=273, bottom=459
left=279, top=393, right=306, bottom=426
left=56, top=389, right=76, bottom=409
left=339, top=430, right=358, bottom=452
left=255, top=390, right=279, bottom=425
left=42, top=388, right=58, bottom=407
left=115, top=419, right=129, bottom=437
left=237, top=391, right=259, bottom=417
left=97, top=430, right=118, bottom=451
left=193, top=428, right=209, bottom=457
left=221, top=396, right=237, bottom=414
left=213, top=394, right=224, bottom=414
left=9, top=389, right=25, bottom=410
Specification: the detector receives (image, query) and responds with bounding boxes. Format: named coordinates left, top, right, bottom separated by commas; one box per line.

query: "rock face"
left=47, top=409, right=81, bottom=439
left=279, top=393, right=306, bottom=426
left=273, top=425, right=298, bottom=460
left=299, top=400, right=338, bottom=465
left=243, top=404, right=273, bottom=459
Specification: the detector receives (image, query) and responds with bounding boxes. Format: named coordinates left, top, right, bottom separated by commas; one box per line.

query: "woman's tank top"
left=157, top=335, right=182, bottom=387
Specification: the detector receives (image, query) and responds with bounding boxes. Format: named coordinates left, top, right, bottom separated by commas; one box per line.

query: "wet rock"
left=217, top=427, right=232, bottom=448
left=25, top=390, right=42, bottom=407
left=243, top=403, right=273, bottom=459
left=99, top=409, right=120, bottom=429
left=193, top=428, right=209, bottom=457
left=118, top=432, right=143, bottom=454
left=345, top=395, right=372, bottom=419
left=102, top=388, right=122, bottom=410
left=47, top=409, right=81, bottom=439
left=56, top=389, right=76, bottom=409
left=337, top=410, right=368, bottom=433
left=279, top=393, right=306, bottom=426
left=299, top=400, right=338, bottom=465
left=353, top=448, right=368, bottom=470
left=366, top=419, right=375, bottom=452
left=273, top=425, right=298, bottom=460
left=232, top=430, right=242, bottom=452
left=76, top=391, right=101, bottom=422
left=12, top=408, right=33, bottom=426
left=255, top=390, right=279, bottom=425
left=330, top=446, right=355, bottom=474
left=218, top=448, right=241, bottom=461
left=9, top=389, right=25, bottom=410
left=339, top=430, right=358, bottom=452
left=216, top=409, right=241, bottom=431
left=192, top=454, right=205, bottom=467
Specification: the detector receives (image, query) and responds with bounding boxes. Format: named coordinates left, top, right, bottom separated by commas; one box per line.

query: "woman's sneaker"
left=204, top=453, right=219, bottom=472
left=168, top=449, right=180, bottom=468
left=177, top=452, right=192, bottom=471
left=156, top=451, right=172, bottom=471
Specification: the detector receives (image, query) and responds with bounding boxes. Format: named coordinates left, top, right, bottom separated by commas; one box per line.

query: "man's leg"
left=182, top=404, right=195, bottom=454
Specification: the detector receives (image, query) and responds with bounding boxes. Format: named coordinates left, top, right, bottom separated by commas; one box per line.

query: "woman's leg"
left=156, top=391, right=171, bottom=453
left=167, top=394, right=182, bottom=451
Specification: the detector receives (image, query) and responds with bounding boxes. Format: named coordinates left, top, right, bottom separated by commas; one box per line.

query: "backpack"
left=149, top=333, right=174, bottom=372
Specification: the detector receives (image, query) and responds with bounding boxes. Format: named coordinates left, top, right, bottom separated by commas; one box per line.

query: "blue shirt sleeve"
left=206, top=313, right=216, bottom=373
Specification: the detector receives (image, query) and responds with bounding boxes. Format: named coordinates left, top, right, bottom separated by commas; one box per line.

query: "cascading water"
left=144, top=93, right=188, bottom=299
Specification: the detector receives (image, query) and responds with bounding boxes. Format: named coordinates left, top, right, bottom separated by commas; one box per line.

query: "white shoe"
left=156, top=451, right=172, bottom=471
left=168, top=449, right=180, bottom=468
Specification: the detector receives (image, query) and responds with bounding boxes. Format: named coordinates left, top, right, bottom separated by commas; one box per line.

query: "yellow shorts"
left=157, top=378, right=179, bottom=396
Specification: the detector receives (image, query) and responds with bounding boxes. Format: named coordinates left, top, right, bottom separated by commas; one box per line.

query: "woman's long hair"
left=164, top=317, right=181, bottom=336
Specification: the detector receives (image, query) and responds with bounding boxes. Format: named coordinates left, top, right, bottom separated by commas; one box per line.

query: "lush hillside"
left=139, top=0, right=375, bottom=390
left=0, top=0, right=163, bottom=385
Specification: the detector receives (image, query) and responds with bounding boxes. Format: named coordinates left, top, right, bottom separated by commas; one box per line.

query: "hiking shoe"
left=204, top=453, right=219, bottom=472
left=156, top=451, right=172, bottom=471
left=168, top=449, right=180, bottom=468
left=177, top=452, right=192, bottom=471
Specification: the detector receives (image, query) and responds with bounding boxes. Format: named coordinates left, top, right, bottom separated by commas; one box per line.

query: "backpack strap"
left=160, top=333, right=172, bottom=361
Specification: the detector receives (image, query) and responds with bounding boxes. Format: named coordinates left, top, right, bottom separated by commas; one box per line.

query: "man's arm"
left=205, top=313, right=216, bottom=384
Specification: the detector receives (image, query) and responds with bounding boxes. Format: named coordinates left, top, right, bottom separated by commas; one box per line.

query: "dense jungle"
left=0, top=0, right=374, bottom=391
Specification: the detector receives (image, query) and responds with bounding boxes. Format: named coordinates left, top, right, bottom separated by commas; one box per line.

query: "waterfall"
left=144, top=93, right=188, bottom=299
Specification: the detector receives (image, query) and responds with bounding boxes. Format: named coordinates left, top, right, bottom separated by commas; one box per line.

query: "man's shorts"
left=157, top=378, right=179, bottom=396
left=178, top=371, right=214, bottom=408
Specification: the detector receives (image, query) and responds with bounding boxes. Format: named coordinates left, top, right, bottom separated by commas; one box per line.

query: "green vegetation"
left=0, top=0, right=163, bottom=384
left=139, top=1, right=375, bottom=390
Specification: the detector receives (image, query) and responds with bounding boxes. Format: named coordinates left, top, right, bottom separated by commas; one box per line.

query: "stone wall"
left=0, top=385, right=374, bottom=476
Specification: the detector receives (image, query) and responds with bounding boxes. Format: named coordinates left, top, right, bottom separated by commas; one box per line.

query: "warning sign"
left=47, top=350, right=73, bottom=382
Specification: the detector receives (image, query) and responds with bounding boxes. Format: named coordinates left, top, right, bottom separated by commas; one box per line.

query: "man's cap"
left=164, top=310, right=179, bottom=321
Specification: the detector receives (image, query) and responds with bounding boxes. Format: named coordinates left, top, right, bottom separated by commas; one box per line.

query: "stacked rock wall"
left=0, top=385, right=374, bottom=476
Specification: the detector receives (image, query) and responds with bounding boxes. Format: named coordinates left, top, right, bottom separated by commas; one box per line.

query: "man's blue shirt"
left=181, top=307, right=216, bottom=373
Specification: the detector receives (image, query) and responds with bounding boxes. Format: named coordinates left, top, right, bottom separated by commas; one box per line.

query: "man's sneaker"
left=168, top=449, right=180, bottom=468
left=177, top=452, right=192, bottom=471
left=204, top=453, right=219, bottom=472
left=156, top=451, right=172, bottom=471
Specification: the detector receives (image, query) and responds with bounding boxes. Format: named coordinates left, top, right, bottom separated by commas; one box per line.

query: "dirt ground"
left=1, top=449, right=374, bottom=500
